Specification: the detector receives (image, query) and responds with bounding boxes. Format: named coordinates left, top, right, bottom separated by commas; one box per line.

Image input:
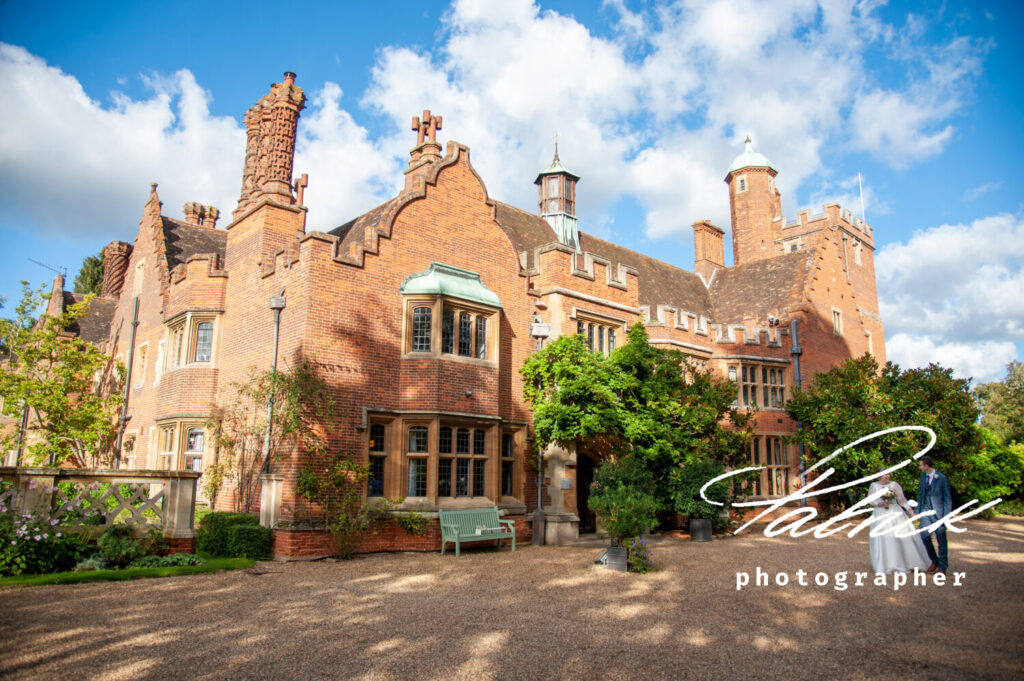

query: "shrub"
left=196, top=512, right=260, bottom=557
left=130, top=553, right=205, bottom=568
left=395, top=513, right=427, bottom=535
left=226, top=525, right=273, bottom=560
left=296, top=453, right=396, bottom=559
left=626, top=537, right=655, bottom=573
left=97, top=524, right=164, bottom=568
left=672, top=458, right=730, bottom=528
left=0, top=510, right=88, bottom=576
left=997, top=499, right=1024, bottom=517
left=588, top=457, right=660, bottom=546
left=73, top=555, right=107, bottom=572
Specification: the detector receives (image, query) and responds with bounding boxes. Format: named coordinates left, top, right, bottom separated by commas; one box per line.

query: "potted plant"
left=673, top=459, right=729, bottom=542
left=588, top=457, right=659, bottom=571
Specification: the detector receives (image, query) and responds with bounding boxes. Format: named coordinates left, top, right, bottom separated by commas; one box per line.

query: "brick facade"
left=78, top=73, right=885, bottom=557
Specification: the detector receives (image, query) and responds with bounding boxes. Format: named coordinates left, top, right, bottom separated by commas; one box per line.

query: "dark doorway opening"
left=577, top=452, right=597, bottom=534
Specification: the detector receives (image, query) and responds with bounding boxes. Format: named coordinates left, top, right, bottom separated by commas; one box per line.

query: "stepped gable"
left=328, top=198, right=401, bottom=252
left=161, top=217, right=227, bottom=269
left=709, top=249, right=810, bottom=324
left=60, top=291, right=117, bottom=345
left=492, top=201, right=557, bottom=268
left=578, top=232, right=713, bottom=318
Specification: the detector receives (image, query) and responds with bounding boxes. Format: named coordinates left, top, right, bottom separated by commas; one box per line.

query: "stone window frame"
left=401, top=295, right=500, bottom=366
left=437, top=424, right=490, bottom=499
left=736, top=174, right=748, bottom=193
left=132, top=259, right=145, bottom=298
left=831, top=307, right=843, bottom=336
left=184, top=426, right=205, bottom=473
left=367, top=422, right=387, bottom=498
left=364, top=415, right=523, bottom=507
left=726, top=362, right=788, bottom=411
left=157, top=423, right=176, bottom=470
left=134, top=341, right=149, bottom=390
left=865, top=329, right=874, bottom=356
left=743, top=434, right=791, bottom=499
left=853, top=239, right=863, bottom=265
left=572, top=308, right=626, bottom=356
left=163, top=313, right=221, bottom=371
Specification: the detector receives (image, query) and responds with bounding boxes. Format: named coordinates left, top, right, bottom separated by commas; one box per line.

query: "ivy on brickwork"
left=205, top=360, right=333, bottom=512
left=0, top=283, right=124, bottom=466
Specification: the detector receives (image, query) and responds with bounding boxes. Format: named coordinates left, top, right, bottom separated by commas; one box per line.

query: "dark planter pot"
left=689, top=518, right=713, bottom=542
left=605, top=545, right=628, bottom=572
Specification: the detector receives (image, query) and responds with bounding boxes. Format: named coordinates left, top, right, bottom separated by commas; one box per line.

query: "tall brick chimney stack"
left=234, top=72, right=307, bottom=217
left=692, top=220, right=725, bottom=283
left=101, top=241, right=133, bottom=298
left=405, top=109, right=443, bottom=191
left=183, top=202, right=220, bottom=228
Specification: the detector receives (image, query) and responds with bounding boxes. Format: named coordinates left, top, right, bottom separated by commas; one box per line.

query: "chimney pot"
left=284, top=72, right=296, bottom=85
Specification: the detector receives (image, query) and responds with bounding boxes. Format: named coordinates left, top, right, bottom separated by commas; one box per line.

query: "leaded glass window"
left=442, top=309, right=455, bottom=354
left=194, top=322, right=213, bottom=362
left=458, top=312, right=472, bottom=356
left=472, top=459, right=485, bottom=497
left=475, top=316, right=487, bottom=359
left=412, top=307, right=432, bottom=352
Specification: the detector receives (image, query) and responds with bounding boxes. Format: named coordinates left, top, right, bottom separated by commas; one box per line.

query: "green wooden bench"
left=439, top=507, right=515, bottom=557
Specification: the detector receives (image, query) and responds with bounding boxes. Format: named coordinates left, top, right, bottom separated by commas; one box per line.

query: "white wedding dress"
left=868, top=481, right=931, bottom=574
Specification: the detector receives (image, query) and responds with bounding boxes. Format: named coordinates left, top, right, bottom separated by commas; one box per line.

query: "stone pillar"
left=260, top=473, right=285, bottom=528
left=15, top=469, right=58, bottom=517
left=163, top=473, right=198, bottom=539
left=541, top=442, right=580, bottom=545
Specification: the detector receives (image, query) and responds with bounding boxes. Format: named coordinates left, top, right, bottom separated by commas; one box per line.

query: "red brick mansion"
left=49, top=73, right=884, bottom=555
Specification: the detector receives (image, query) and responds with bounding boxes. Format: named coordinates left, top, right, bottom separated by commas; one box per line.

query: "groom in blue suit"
left=918, top=455, right=952, bottom=573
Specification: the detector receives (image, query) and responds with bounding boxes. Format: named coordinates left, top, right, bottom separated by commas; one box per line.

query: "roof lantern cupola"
left=533, top=135, right=581, bottom=253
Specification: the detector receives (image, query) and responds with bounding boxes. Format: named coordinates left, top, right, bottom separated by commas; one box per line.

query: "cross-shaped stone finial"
left=294, top=173, right=308, bottom=204
left=411, top=110, right=443, bottom=145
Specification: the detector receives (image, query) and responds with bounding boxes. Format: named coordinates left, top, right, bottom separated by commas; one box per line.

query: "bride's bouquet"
left=879, top=488, right=896, bottom=509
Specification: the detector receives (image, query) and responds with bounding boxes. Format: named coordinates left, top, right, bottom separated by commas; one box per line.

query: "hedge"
left=227, top=524, right=273, bottom=560
left=196, top=512, right=260, bottom=557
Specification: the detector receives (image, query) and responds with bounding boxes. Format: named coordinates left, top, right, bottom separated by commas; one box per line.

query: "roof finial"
left=554, top=131, right=560, bottom=162
left=744, top=135, right=751, bottom=144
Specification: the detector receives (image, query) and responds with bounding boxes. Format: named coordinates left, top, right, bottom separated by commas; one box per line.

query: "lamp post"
left=261, top=292, right=286, bottom=475
left=529, top=313, right=552, bottom=546
left=789, top=318, right=806, bottom=507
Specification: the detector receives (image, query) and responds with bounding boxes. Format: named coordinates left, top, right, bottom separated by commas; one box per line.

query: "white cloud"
left=963, top=181, right=1001, bottom=201
left=0, top=43, right=244, bottom=238
left=0, top=1, right=993, bottom=247
left=885, top=334, right=1017, bottom=383
left=877, top=213, right=1024, bottom=381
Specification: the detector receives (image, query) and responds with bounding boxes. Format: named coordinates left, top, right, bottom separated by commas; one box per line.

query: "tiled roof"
left=61, top=291, right=117, bottom=345
left=710, top=251, right=811, bottom=324
left=579, top=232, right=713, bottom=318
left=328, top=198, right=400, bottom=259
left=161, top=217, right=227, bottom=269
left=492, top=201, right=557, bottom=269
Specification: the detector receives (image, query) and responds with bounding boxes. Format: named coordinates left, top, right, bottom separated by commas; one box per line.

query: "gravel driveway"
left=2, top=517, right=1022, bottom=681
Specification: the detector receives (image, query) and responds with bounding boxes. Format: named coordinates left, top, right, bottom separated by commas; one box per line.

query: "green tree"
left=0, top=283, right=124, bottom=466
left=73, top=251, right=105, bottom=296
left=521, top=323, right=752, bottom=508
left=587, top=457, right=659, bottom=545
left=785, top=354, right=982, bottom=510
left=975, top=361, right=1024, bottom=445
left=205, top=360, right=334, bottom=512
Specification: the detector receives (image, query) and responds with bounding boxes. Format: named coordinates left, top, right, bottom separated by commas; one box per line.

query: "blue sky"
left=1, top=0, right=1021, bottom=382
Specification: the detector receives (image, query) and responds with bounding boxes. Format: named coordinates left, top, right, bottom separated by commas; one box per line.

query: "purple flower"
left=33, top=535, right=40, bottom=541
left=50, top=519, right=59, bottom=526
left=56, top=532, right=62, bottom=537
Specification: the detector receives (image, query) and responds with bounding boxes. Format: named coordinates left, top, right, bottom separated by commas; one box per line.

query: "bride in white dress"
left=868, top=471, right=931, bottom=574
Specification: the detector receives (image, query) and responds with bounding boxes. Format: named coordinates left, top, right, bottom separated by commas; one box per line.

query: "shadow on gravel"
left=1, top=518, right=1022, bottom=681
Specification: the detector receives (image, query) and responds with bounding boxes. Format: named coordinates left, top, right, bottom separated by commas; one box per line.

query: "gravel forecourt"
left=1, top=517, right=1022, bottom=681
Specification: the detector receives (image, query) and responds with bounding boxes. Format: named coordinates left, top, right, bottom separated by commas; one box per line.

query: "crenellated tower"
left=725, top=137, right=782, bottom=266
